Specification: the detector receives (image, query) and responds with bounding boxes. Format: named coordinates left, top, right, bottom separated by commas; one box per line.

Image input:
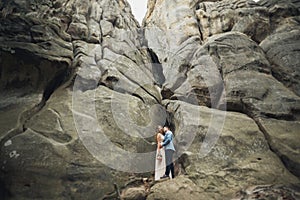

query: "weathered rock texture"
left=0, top=0, right=299, bottom=199
left=144, top=0, right=300, bottom=199
left=0, top=0, right=156, bottom=199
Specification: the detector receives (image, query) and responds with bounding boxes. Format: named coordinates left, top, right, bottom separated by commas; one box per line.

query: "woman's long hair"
left=155, top=126, right=163, bottom=143
left=155, top=132, right=160, bottom=143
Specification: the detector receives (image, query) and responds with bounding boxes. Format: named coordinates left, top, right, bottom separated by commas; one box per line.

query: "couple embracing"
left=155, top=126, right=175, bottom=181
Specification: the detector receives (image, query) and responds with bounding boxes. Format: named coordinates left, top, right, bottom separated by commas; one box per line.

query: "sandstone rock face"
left=147, top=176, right=202, bottom=200
left=0, top=0, right=300, bottom=199
left=0, top=0, right=157, bottom=199
left=162, top=100, right=299, bottom=199
left=143, top=0, right=300, bottom=199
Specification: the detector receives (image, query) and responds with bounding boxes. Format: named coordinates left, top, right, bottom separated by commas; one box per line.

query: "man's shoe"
left=160, top=175, right=169, bottom=179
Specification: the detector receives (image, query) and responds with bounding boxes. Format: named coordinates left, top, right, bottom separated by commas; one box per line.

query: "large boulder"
left=147, top=176, right=202, bottom=200
left=258, top=118, right=300, bottom=178
left=0, top=0, right=160, bottom=198
left=204, top=32, right=300, bottom=119
left=260, top=17, right=300, bottom=96
left=160, top=100, right=300, bottom=199
left=0, top=84, right=158, bottom=199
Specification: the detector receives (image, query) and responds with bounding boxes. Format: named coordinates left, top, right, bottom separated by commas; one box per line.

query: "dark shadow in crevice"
left=42, top=67, right=70, bottom=102
left=0, top=178, right=11, bottom=200
left=147, top=48, right=165, bottom=87
left=161, top=88, right=174, bottom=100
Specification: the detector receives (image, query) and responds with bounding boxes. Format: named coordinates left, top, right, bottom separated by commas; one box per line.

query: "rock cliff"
left=0, top=0, right=299, bottom=199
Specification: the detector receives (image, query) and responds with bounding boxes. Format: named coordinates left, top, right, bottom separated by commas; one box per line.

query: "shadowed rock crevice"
left=0, top=178, right=11, bottom=200
left=147, top=48, right=165, bottom=87
left=254, top=117, right=300, bottom=179
left=161, top=88, right=174, bottom=100
left=0, top=47, right=72, bottom=148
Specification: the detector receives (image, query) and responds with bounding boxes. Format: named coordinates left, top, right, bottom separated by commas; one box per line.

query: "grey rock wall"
left=0, top=0, right=299, bottom=199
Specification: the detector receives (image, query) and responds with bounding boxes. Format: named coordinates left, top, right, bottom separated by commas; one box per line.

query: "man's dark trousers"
left=165, top=149, right=175, bottom=178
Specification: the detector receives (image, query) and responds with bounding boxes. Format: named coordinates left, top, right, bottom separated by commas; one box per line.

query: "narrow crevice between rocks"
left=117, top=68, right=161, bottom=104
left=230, top=98, right=300, bottom=178
left=225, top=61, right=271, bottom=76
left=131, top=93, right=146, bottom=104
left=262, top=112, right=297, bottom=121
left=147, top=48, right=165, bottom=87
left=225, top=99, right=299, bottom=178
left=161, top=88, right=174, bottom=100
left=192, top=2, right=204, bottom=42
left=43, top=68, right=71, bottom=102
left=160, top=63, right=190, bottom=101
left=253, top=117, right=300, bottom=179
left=167, top=114, right=176, bottom=133
left=196, top=18, right=204, bottom=42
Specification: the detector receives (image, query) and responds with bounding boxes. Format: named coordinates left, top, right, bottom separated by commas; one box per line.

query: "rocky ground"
left=0, top=0, right=299, bottom=199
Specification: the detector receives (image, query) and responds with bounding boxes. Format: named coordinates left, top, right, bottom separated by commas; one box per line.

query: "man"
left=159, top=126, right=175, bottom=179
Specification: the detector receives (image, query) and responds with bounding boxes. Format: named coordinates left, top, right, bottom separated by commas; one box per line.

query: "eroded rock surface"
left=0, top=0, right=158, bottom=199
left=0, top=0, right=300, bottom=199
left=144, top=0, right=300, bottom=199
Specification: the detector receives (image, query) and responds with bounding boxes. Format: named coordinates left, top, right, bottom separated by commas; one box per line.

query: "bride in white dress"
left=154, top=126, right=172, bottom=180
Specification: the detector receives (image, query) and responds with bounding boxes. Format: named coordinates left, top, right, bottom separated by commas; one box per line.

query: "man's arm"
left=162, top=133, right=172, bottom=147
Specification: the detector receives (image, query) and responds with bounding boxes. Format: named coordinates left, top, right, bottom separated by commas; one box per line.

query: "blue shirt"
left=162, top=131, right=175, bottom=151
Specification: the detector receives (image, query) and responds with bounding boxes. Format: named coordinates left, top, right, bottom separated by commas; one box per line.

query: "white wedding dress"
left=154, top=133, right=172, bottom=180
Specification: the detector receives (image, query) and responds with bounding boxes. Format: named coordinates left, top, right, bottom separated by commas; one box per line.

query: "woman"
left=154, top=125, right=168, bottom=181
